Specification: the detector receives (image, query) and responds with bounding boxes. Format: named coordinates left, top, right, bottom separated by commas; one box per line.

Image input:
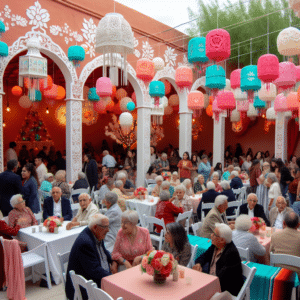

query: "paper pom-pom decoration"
left=119, top=112, right=133, bottom=134
left=153, top=57, right=165, bottom=71
left=116, top=88, right=128, bottom=101
left=126, top=101, right=135, bottom=111
left=169, top=94, right=179, bottom=106
left=19, top=95, right=32, bottom=108
left=39, top=75, right=53, bottom=91
left=160, top=79, right=171, bottom=95
left=120, top=97, right=132, bottom=112
left=164, top=105, right=173, bottom=115
left=12, top=86, right=22, bottom=96
left=44, top=84, right=58, bottom=99
left=93, top=100, right=106, bottom=114
left=56, top=86, right=66, bottom=100
left=206, top=104, right=213, bottom=117
left=88, top=88, right=100, bottom=102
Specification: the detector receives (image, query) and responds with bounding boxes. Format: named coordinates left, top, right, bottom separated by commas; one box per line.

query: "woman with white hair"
left=111, top=180, right=134, bottom=212
left=266, top=173, right=282, bottom=211
left=8, top=194, right=38, bottom=228
left=232, top=215, right=266, bottom=262
left=111, top=210, right=153, bottom=273
left=229, top=171, right=243, bottom=189
left=170, top=172, right=180, bottom=187
left=212, top=172, right=223, bottom=192
left=52, top=170, right=71, bottom=199
left=171, top=184, right=193, bottom=213
left=161, top=181, right=175, bottom=197
left=182, top=179, right=195, bottom=197
left=151, top=175, right=164, bottom=197
left=194, top=174, right=207, bottom=194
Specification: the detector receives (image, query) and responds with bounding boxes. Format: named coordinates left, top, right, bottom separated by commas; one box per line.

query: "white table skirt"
left=243, top=180, right=250, bottom=188
left=17, top=221, right=86, bottom=284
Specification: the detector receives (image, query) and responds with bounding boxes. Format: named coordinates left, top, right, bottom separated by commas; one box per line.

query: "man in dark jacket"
left=65, top=214, right=112, bottom=300
left=83, top=154, right=98, bottom=190
left=230, top=171, right=243, bottom=190
left=193, top=223, right=244, bottom=296
left=0, top=160, right=22, bottom=216
left=239, top=193, right=270, bottom=226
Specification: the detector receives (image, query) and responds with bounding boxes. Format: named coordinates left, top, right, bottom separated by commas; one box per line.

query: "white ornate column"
left=0, top=92, right=3, bottom=172
left=275, top=112, right=288, bottom=161
left=179, top=89, right=192, bottom=157
left=213, top=114, right=226, bottom=168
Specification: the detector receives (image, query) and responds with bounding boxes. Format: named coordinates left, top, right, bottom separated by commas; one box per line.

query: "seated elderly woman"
left=39, top=173, right=54, bottom=204
left=170, top=171, right=180, bottom=187
left=111, top=210, right=153, bottom=272
left=52, top=170, right=71, bottom=199
left=8, top=194, right=38, bottom=228
left=232, top=215, right=266, bottom=262
left=230, top=171, right=243, bottom=189
left=161, top=181, right=175, bottom=197
left=182, top=179, right=195, bottom=197
left=193, top=223, right=243, bottom=297
left=111, top=180, right=134, bottom=212
left=162, top=222, right=192, bottom=267
left=151, top=175, right=164, bottom=197
left=171, top=184, right=193, bottom=212
left=269, top=196, right=293, bottom=229
left=116, top=172, right=135, bottom=194
left=71, top=172, right=89, bottom=203
left=212, top=172, right=223, bottom=192
left=194, top=174, right=207, bottom=194
left=155, top=191, right=183, bottom=233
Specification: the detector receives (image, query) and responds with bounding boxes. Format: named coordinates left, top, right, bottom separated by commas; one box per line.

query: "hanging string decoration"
left=212, top=98, right=223, bottom=122
left=68, top=45, right=85, bottom=68
left=151, top=97, right=164, bottom=125
left=39, top=75, right=53, bottom=92
left=236, top=100, right=249, bottom=120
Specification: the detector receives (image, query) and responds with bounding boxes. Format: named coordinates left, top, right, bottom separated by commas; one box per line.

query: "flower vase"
left=153, top=273, right=166, bottom=284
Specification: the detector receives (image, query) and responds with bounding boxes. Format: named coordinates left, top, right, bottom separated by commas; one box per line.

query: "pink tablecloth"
left=101, top=266, right=221, bottom=300
left=190, top=195, right=202, bottom=214
left=253, top=230, right=271, bottom=265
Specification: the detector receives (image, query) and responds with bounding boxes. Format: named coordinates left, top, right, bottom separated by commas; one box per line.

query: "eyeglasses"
left=121, top=221, right=131, bottom=225
left=17, top=199, right=26, bottom=204
left=97, top=224, right=109, bottom=229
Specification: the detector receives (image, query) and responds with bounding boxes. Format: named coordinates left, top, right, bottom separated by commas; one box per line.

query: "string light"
left=6, top=105, right=10, bottom=112
left=46, top=107, right=49, bottom=114
left=2, top=120, right=6, bottom=127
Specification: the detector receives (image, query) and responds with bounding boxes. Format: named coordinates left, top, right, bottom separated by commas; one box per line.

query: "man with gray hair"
left=229, top=170, right=243, bottom=189
left=66, top=193, right=98, bottom=230
left=103, top=192, right=122, bottom=252
left=155, top=152, right=170, bottom=173
left=193, top=223, right=243, bottom=296
left=65, top=213, right=111, bottom=300
left=269, top=196, right=293, bottom=228
left=101, top=150, right=117, bottom=176
left=199, top=195, right=235, bottom=238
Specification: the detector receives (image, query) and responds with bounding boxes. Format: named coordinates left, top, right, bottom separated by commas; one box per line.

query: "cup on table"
left=266, top=228, right=271, bottom=237
left=185, top=276, right=192, bottom=285
left=39, top=225, right=43, bottom=232
left=54, top=227, right=59, bottom=234
left=259, top=230, right=266, bottom=239
left=32, top=227, right=36, bottom=233
left=148, top=197, right=154, bottom=203
left=178, top=267, right=185, bottom=279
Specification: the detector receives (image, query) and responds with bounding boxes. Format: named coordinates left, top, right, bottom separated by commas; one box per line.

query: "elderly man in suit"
left=0, top=160, right=23, bottom=216
left=270, top=211, right=300, bottom=277
left=103, top=192, right=122, bottom=252
left=43, top=187, right=72, bottom=222
left=65, top=214, right=112, bottom=300
left=238, top=193, right=270, bottom=226
left=193, top=223, right=244, bottom=297
left=269, top=196, right=293, bottom=229
left=199, top=195, right=235, bottom=238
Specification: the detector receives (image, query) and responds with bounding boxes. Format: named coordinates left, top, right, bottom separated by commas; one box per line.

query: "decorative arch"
left=191, top=76, right=208, bottom=92
left=79, top=55, right=146, bottom=107
left=153, top=67, right=179, bottom=94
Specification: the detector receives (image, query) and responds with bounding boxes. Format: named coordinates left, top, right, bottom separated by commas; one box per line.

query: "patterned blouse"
left=172, top=194, right=193, bottom=212
left=162, top=241, right=192, bottom=267
left=111, top=227, right=153, bottom=264
left=8, top=207, right=38, bottom=228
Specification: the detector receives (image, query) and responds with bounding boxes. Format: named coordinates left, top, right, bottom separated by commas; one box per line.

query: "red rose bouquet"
left=43, top=216, right=62, bottom=233
left=134, top=187, right=148, bottom=199
left=249, top=217, right=266, bottom=233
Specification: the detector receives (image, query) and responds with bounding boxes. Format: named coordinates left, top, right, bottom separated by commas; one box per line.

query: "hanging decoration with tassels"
left=68, top=45, right=85, bottom=68
left=188, top=37, right=209, bottom=75
left=149, top=81, right=165, bottom=107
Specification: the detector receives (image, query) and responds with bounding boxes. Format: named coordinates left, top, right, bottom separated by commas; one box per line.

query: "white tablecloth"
left=17, top=221, right=86, bottom=284
left=190, top=194, right=202, bottom=214
left=243, top=180, right=250, bottom=188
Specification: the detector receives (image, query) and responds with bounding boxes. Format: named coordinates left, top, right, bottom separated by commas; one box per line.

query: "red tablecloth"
left=101, top=266, right=221, bottom=300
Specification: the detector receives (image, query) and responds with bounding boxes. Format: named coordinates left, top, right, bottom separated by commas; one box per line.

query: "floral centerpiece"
left=43, top=216, right=62, bottom=233
left=134, top=187, right=148, bottom=200
left=161, top=171, right=172, bottom=181
left=249, top=217, right=266, bottom=234
left=239, top=172, right=248, bottom=182
left=141, top=250, right=177, bottom=284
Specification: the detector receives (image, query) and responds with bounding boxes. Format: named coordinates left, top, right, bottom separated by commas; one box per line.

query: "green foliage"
left=187, top=0, right=299, bottom=68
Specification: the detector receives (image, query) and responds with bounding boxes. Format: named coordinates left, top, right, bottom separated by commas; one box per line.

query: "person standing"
left=35, top=156, right=48, bottom=187
left=101, top=150, right=117, bottom=177
left=0, top=160, right=22, bottom=216
left=4, top=142, right=18, bottom=166
left=198, top=155, right=213, bottom=183
left=177, top=152, right=193, bottom=182
left=83, top=154, right=98, bottom=190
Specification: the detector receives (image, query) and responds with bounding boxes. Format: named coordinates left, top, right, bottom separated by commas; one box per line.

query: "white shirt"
left=247, top=205, right=254, bottom=218
left=274, top=208, right=286, bottom=229
left=53, top=198, right=62, bottom=218
left=36, top=163, right=48, bottom=185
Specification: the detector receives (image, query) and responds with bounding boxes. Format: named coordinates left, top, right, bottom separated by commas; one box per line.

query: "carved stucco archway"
left=191, top=76, right=208, bottom=93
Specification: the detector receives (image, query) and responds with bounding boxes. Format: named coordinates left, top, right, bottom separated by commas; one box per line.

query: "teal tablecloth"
left=188, top=235, right=212, bottom=261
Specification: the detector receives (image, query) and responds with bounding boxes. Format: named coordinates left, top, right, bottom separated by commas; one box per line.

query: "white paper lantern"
left=120, top=97, right=132, bottom=111
left=233, top=88, right=247, bottom=101
left=224, top=79, right=231, bottom=91
left=119, top=112, right=133, bottom=134
left=266, top=107, right=276, bottom=120
left=258, top=83, right=277, bottom=102
left=169, top=94, right=179, bottom=106
left=277, top=27, right=300, bottom=56
left=230, top=109, right=240, bottom=122
left=153, top=57, right=165, bottom=71
left=162, top=96, right=168, bottom=108
left=19, top=95, right=32, bottom=109
left=247, top=103, right=258, bottom=117
left=164, top=105, right=173, bottom=115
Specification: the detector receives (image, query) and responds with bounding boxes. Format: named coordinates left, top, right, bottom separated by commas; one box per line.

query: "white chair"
left=232, top=188, right=242, bottom=200
left=191, top=222, right=202, bottom=236
left=236, top=247, right=250, bottom=261
left=69, top=270, right=94, bottom=300
left=201, top=202, right=214, bottom=220
left=57, top=251, right=70, bottom=287
left=176, top=209, right=193, bottom=233
left=239, top=187, right=247, bottom=203
left=226, top=200, right=243, bottom=220
left=143, top=214, right=166, bottom=250
left=187, top=244, right=198, bottom=268
left=127, top=201, right=142, bottom=227
left=70, top=188, right=90, bottom=203
left=90, top=186, right=95, bottom=201
left=34, top=212, right=43, bottom=224
left=86, top=281, right=124, bottom=300
left=147, top=184, right=156, bottom=195
left=270, top=252, right=300, bottom=300
left=71, top=203, right=80, bottom=217
left=146, top=179, right=156, bottom=186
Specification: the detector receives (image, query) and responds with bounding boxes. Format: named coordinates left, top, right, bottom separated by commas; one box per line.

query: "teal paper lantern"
left=88, top=88, right=100, bottom=102
left=68, top=45, right=85, bottom=67
left=126, top=101, right=135, bottom=111
left=188, top=37, right=208, bottom=64
left=253, top=95, right=266, bottom=109
left=0, top=41, right=8, bottom=57
left=205, top=65, right=226, bottom=89
left=0, top=21, right=5, bottom=36
left=149, top=81, right=165, bottom=106
left=241, top=65, right=261, bottom=92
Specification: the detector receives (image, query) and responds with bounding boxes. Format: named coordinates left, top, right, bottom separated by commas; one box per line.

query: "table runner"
left=188, top=235, right=212, bottom=260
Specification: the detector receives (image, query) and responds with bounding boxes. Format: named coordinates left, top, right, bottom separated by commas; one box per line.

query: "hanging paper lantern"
left=31, top=90, right=42, bottom=102
left=96, top=77, right=113, bottom=97
left=206, top=29, right=231, bottom=62
left=160, top=79, right=171, bottom=95
left=39, top=75, right=53, bottom=92
left=216, top=91, right=236, bottom=112
left=205, top=65, right=226, bottom=89
left=0, top=20, right=5, bottom=37
left=119, top=112, right=133, bottom=134
left=93, top=100, right=107, bottom=114
left=106, top=99, right=115, bottom=112
left=11, top=86, right=22, bottom=96
left=116, top=88, right=128, bottom=101
left=126, top=101, right=135, bottom=111
left=247, top=103, right=258, bottom=118
left=258, top=83, right=277, bottom=103
left=230, top=69, right=242, bottom=90
left=19, top=95, right=32, bottom=109
left=274, top=62, right=296, bottom=92
left=0, top=41, right=8, bottom=57
left=88, top=88, right=100, bottom=102
left=188, top=91, right=204, bottom=117
left=236, top=100, right=249, bottom=119
left=286, top=92, right=299, bottom=117
left=274, top=93, right=288, bottom=112
left=257, top=54, right=279, bottom=86
left=164, top=105, right=173, bottom=115
left=149, top=81, right=165, bottom=106
left=68, top=45, right=85, bottom=68
left=120, top=97, right=132, bottom=112
left=169, top=94, right=179, bottom=106
left=56, top=86, right=66, bottom=100
left=212, top=98, right=223, bottom=122
left=153, top=57, right=165, bottom=71
left=233, top=88, right=247, bottom=101
left=136, top=58, right=155, bottom=82
left=241, top=65, right=261, bottom=103
left=253, top=95, right=266, bottom=116
left=277, top=27, right=300, bottom=56
left=206, top=104, right=213, bottom=117
left=188, top=37, right=209, bottom=64
left=230, top=109, right=240, bottom=122
left=266, top=107, right=276, bottom=120
left=44, top=84, right=58, bottom=99
left=175, top=66, right=193, bottom=89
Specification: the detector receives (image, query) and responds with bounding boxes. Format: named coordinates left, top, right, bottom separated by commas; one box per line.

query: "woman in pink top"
left=111, top=210, right=153, bottom=273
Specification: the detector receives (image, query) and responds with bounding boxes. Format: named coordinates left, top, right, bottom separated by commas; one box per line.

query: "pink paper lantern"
left=216, top=90, right=236, bottom=111
left=274, top=93, right=288, bottom=112
left=136, top=58, right=155, bottom=82
left=175, top=66, right=193, bottom=88
left=96, top=77, right=113, bottom=97
left=274, top=62, right=296, bottom=92
left=188, top=91, right=204, bottom=117
left=236, top=100, right=249, bottom=119
left=206, top=29, right=231, bottom=62
left=286, top=92, right=299, bottom=110
left=212, top=98, right=223, bottom=122
left=257, top=54, right=279, bottom=83
left=230, top=69, right=241, bottom=89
